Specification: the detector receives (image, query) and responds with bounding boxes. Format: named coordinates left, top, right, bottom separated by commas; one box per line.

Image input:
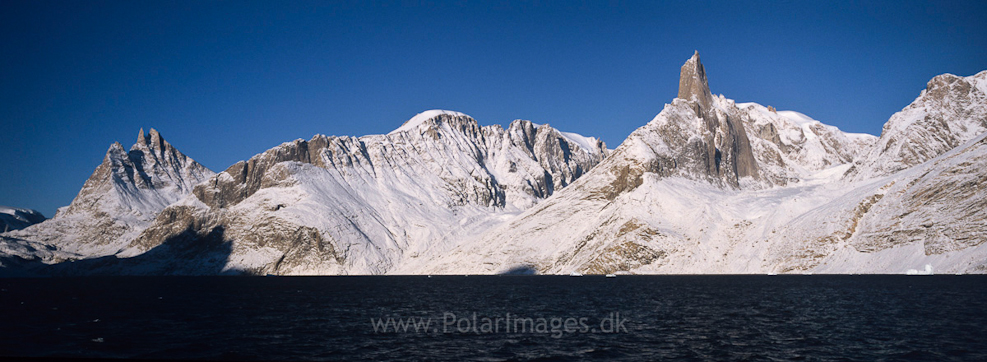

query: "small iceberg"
left=605, top=274, right=617, bottom=278
left=569, top=272, right=583, bottom=277
left=906, top=264, right=934, bottom=275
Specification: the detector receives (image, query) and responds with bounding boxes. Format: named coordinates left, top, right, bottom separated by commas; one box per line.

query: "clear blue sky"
left=2, top=0, right=986, bottom=217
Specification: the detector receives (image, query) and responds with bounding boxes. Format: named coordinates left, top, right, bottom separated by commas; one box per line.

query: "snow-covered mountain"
left=0, top=207, right=45, bottom=232
left=848, top=71, right=987, bottom=179
left=3, top=52, right=985, bottom=276
left=2, top=129, right=215, bottom=259
left=109, top=112, right=606, bottom=275
left=420, top=53, right=986, bottom=275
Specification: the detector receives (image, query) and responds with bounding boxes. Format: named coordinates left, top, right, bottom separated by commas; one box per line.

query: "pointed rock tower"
left=678, top=51, right=714, bottom=113
left=673, top=51, right=759, bottom=183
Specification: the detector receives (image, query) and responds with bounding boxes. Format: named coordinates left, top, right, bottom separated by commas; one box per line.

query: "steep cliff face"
left=128, top=111, right=608, bottom=274
left=4, top=129, right=215, bottom=257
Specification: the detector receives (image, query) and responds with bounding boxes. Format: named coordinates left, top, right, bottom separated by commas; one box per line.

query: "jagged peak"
left=503, top=119, right=606, bottom=155
left=107, top=141, right=126, bottom=155
left=101, top=142, right=129, bottom=167
left=132, top=127, right=170, bottom=154
left=389, top=110, right=472, bottom=135
left=925, top=73, right=964, bottom=93
left=677, top=51, right=714, bottom=112
left=924, top=71, right=987, bottom=98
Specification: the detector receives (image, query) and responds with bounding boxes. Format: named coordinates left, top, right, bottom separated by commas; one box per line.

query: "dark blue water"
left=1, top=275, right=985, bottom=361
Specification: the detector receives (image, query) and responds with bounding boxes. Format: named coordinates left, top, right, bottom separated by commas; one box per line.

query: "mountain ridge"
left=3, top=53, right=985, bottom=276
left=0, top=207, right=45, bottom=233
left=2, top=129, right=215, bottom=260
left=419, top=54, right=983, bottom=275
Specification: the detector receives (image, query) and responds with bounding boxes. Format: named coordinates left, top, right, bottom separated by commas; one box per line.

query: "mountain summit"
left=3, top=129, right=214, bottom=258
left=677, top=51, right=714, bottom=113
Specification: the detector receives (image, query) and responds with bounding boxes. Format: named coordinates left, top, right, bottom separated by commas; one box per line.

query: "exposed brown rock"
left=678, top=50, right=714, bottom=113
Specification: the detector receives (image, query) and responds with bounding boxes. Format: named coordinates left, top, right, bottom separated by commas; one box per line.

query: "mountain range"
left=3, top=52, right=985, bottom=275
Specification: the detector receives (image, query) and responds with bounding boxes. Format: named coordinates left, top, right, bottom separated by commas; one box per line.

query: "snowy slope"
left=389, top=110, right=469, bottom=135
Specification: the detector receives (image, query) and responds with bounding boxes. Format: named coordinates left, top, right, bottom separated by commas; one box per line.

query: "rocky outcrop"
left=193, top=136, right=330, bottom=209
left=852, top=134, right=987, bottom=255
left=679, top=52, right=759, bottom=186
left=62, top=128, right=214, bottom=217
left=736, top=103, right=877, bottom=185
left=486, top=119, right=608, bottom=206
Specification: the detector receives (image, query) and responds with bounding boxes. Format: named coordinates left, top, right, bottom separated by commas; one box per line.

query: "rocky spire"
left=147, top=128, right=165, bottom=152
left=132, top=128, right=171, bottom=158
left=677, top=51, right=714, bottom=112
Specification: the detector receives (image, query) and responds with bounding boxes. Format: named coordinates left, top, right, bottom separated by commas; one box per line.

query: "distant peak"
left=389, top=110, right=471, bottom=135
left=677, top=51, right=713, bottom=112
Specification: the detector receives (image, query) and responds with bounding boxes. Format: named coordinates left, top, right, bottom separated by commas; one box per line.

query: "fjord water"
left=1, top=276, right=985, bottom=361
